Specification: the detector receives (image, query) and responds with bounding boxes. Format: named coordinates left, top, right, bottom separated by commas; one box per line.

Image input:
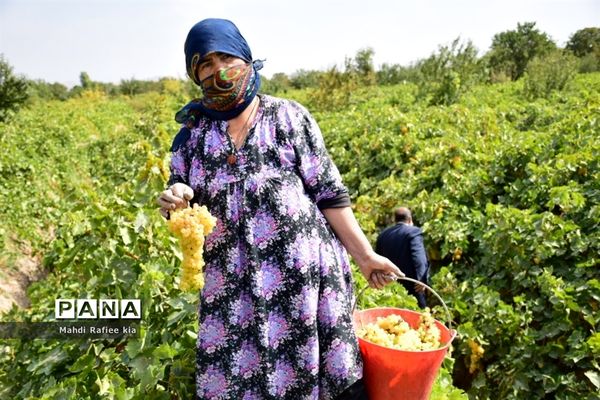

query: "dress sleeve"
left=288, top=102, right=350, bottom=209
left=166, top=126, right=190, bottom=188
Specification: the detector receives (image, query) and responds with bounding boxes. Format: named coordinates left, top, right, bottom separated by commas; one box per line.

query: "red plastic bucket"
left=353, top=278, right=457, bottom=400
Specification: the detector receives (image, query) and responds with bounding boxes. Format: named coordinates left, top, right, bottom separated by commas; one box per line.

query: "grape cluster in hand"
left=167, top=204, right=216, bottom=291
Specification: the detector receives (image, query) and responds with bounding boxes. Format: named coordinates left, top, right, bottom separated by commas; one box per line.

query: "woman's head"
left=181, top=18, right=263, bottom=120
left=184, top=18, right=253, bottom=85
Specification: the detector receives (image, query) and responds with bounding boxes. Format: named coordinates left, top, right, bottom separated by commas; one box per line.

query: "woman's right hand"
left=156, top=183, right=194, bottom=218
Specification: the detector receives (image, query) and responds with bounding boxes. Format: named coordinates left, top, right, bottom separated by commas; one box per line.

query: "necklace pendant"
left=227, top=154, right=237, bottom=165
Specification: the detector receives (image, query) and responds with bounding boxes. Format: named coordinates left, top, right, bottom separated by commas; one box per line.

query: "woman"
left=157, top=18, right=402, bottom=400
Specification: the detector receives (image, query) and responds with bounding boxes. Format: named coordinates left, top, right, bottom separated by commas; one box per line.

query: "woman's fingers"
left=157, top=184, right=194, bottom=211
left=367, top=277, right=379, bottom=289
left=369, top=272, right=386, bottom=290
left=159, top=208, right=170, bottom=219
left=170, top=184, right=184, bottom=199
left=182, top=186, right=194, bottom=200
left=373, top=254, right=404, bottom=279
left=171, top=183, right=194, bottom=201
left=156, top=196, right=169, bottom=209
left=385, top=260, right=405, bottom=278
left=157, top=191, right=178, bottom=209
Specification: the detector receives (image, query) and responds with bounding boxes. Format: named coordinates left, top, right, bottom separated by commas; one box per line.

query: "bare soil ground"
left=0, top=243, right=48, bottom=315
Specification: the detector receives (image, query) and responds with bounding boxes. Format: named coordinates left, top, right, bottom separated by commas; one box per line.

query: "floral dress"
left=168, top=94, right=362, bottom=400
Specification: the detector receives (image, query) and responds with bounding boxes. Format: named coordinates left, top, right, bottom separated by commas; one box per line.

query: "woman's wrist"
left=353, top=249, right=377, bottom=272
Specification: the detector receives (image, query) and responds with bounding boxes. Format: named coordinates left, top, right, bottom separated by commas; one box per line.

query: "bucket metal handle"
left=354, top=275, right=454, bottom=330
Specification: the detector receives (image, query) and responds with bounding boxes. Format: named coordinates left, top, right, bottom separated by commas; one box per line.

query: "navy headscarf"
left=171, top=18, right=264, bottom=151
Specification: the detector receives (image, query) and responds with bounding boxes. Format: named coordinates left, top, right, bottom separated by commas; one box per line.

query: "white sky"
left=0, top=0, right=598, bottom=87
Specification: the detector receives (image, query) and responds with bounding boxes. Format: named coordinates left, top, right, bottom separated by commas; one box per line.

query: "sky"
left=0, top=0, right=598, bottom=87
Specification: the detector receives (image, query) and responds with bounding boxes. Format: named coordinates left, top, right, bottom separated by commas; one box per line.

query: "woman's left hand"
left=356, top=251, right=404, bottom=290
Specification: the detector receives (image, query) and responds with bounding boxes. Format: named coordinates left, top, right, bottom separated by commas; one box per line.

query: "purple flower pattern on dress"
left=298, top=336, right=319, bottom=375
left=206, top=129, right=226, bottom=156
left=227, top=184, right=243, bottom=223
left=318, top=287, right=344, bottom=328
left=241, top=390, right=262, bottom=400
left=255, top=122, right=275, bottom=152
left=258, top=259, right=283, bottom=300
left=268, top=359, right=297, bottom=397
left=232, top=341, right=261, bottom=379
left=208, top=169, right=235, bottom=198
left=249, top=210, right=277, bottom=249
left=198, top=365, right=228, bottom=399
left=289, top=233, right=322, bottom=273
left=299, top=153, right=320, bottom=188
left=247, top=166, right=280, bottom=195
left=325, top=339, right=356, bottom=379
left=202, top=268, right=226, bottom=304
left=226, top=240, right=249, bottom=276
left=268, top=311, right=290, bottom=349
left=292, top=285, right=318, bottom=326
left=319, top=242, right=338, bottom=276
left=289, top=235, right=311, bottom=271
left=283, top=188, right=304, bottom=220
left=167, top=95, right=361, bottom=399
left=189, top=158, right=207, bottom=188
left=171, top=153, right=187, bottom=177
left=229, top=292, right=254, bottom=329
left=204, top=217, right=226, bottom=252
left=278, top=142, right=296, bottom=168
left=199, top=315, right=227, bottom=354
left=311, top=386, right=320, bottom=398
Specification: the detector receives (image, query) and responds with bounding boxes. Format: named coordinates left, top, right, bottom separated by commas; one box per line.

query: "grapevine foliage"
left=1, top=73, right=599, bottom=399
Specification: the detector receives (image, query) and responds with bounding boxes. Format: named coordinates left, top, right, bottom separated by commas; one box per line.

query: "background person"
left=375, top=207, right=429, bottom=308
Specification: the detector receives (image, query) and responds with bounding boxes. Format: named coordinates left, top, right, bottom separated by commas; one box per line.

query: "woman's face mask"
left=200, top=63, right=253, bottom=112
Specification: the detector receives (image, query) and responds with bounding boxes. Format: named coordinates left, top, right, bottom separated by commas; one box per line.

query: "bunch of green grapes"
left=357, top=309, right=441, bottom=351
left=416, top=309, right=442, bottom=349
left=167, top=204, right=216, bottom=291
left=467, top=338, right=485, bottom=373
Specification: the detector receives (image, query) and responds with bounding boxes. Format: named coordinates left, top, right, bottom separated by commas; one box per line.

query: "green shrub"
left=0, top=55, right=29, bottom=122
left=487, top=22, right=557, bottom=81
left=578, top=51, right=600, bottom=73
left=523, top=51, right=578, bottom=99
left=1, top=71, right=599, bottom=400
left=417, top=38, right=484, bottom=106
left=308, top=66, right=357, bottom=111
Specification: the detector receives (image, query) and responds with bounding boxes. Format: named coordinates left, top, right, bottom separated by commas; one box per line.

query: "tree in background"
left=158, top=78, right=184, bottom=98
left=120, top=78, right=144, bottom=96
left=261, top=72, right=292, bottom=95
left=566, top=27, right=600, bottom=73
left=289, top=69, right=322, bottom=89
left=0, top=55, right=28, bottom=123
left=79, top=71, right=93, bottom=89
left=310, top=48, right=378, bottom=110
left=27, top=80, right=69, bottom=101
left=345, top=47, right=377, bottom=86
left=310, top=66, right=356, bottom=111
left=566, top=27, right=600, bottom=56
left=487, top=22, right=556, bottom=81
left=523, top=50, right=578, bottom=99
left=376, top=63, right=419, bottom=85
left=416, top=38, right=484, bottom=106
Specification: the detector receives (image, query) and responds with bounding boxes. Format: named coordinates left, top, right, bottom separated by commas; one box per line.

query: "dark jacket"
left=375, top=223, right=429, bottom=307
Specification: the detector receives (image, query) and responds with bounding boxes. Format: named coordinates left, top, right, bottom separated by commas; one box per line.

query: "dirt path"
left=0, top=249, right=47, bottom=314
